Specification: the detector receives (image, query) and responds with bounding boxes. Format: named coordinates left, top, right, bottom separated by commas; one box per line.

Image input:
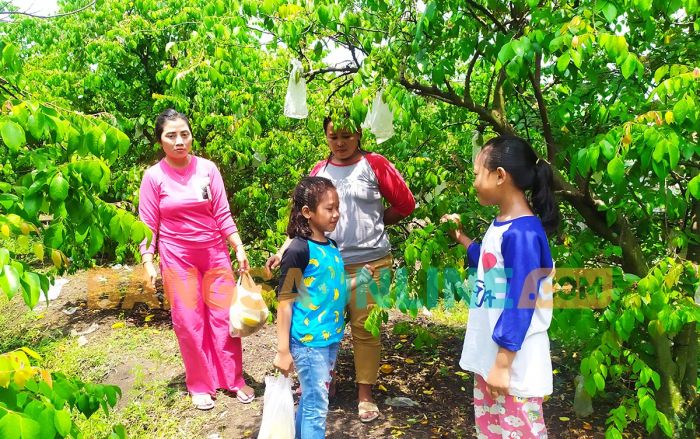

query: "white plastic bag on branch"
left=257, top=374, right=295, bottom=439
left=283, top=59, right=308, bottom=119
left=362, top=91, right=394, bottom=144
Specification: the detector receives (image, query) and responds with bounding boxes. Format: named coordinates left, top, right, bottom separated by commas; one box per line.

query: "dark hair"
left=154, top=109, right=191, bottom=142
left=287, top=176, right=337, bottom=238
left=481, top=135, right=560, bottom=234
left=322, top=114, right=364, bottom=168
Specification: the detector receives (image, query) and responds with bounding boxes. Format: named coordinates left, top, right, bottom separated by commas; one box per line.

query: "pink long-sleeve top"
left=138, top=156, right=238, bottom=255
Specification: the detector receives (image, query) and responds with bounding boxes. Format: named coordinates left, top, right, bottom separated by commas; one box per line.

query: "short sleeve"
left=277, top=238, right=310, bottom=300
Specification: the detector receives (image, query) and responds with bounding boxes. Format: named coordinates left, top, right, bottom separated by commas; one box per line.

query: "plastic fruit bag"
left=283, top=59, right=308, bottom=119
left=229, top=272, right=269, bottom=338
left=257, top=374, right=295, bottom=439
left=361, top=91, right=394, bottom=144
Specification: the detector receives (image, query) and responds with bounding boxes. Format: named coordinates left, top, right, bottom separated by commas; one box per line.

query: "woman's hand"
left=440, top=213, right=464, bottom=242
left=143, top=261, right=157, bottom=290
left=273, top=349, right=295, bottom=377
left=486, top=362, right=511, bottom=400
left=236, top=246, right=249, bottom=273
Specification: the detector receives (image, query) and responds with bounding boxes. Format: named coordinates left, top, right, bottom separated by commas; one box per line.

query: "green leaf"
left=570, top=49, right=582, bottom=68
left=88, top=225, right=104, bottom=256
left=593, top=372, right=605, bottom=391
left=0, top=412, right=41, bottom=439
left=656, top=412, right=673, bottom=437
left=1, top=120, right=26, bottom=152
left=49, top=174, right=69, bottom=201
left=667, top=142, right=679, bottom=169
left=496, top=42, right=515, bottom=67
left=54, top=408, right=72, bottom=437
left=607, top=157, right=625, bottom=184
left=621, top=53, right=637, bottom=79
left=317, top=5, right=330, bottom=26
left=23, top=190, right=42, bottom=217
left=556, top=52, right=570, bottom=72
left=602, top=2, right=618, bottom=22
left=0, top=264, right=21, bottom=298
left=20, top=271, right=42, bottom=308
left=2, top=43, right=21, bottom=72
left=688, top=175, right=700, bottom=199
left=653, top=65, right=669, bottom=84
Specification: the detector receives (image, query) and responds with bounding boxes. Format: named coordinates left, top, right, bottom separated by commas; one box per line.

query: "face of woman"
left=159, top=118, right=192, bottom=165
left=325, top=121, right=362, bottom=163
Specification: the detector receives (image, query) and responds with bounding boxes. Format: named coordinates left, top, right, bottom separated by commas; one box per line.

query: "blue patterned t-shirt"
left=277, top=236, right=347, bottom=347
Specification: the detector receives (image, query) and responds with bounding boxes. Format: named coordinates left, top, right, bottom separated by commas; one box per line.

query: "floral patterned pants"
left=473, top=375, right=548, bottom=439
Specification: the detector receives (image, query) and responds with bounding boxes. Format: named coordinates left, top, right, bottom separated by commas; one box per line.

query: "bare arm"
left=273, top=298, right=295, bottom=375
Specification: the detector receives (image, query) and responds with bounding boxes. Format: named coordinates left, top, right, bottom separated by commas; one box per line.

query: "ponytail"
left=482, top=135, right=560, bottom=235
left=531, top=160, right=559, bottom=234
left=286, top=176, right=337, bottom=238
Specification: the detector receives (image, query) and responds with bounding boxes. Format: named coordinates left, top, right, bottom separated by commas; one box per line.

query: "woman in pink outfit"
left=139, top=109, right=254, bottom=410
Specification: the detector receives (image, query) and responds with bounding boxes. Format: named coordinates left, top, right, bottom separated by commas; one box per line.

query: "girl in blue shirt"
left=274, top=176, right=373, bottom=438
left=443, top=135, right=559, bottom=438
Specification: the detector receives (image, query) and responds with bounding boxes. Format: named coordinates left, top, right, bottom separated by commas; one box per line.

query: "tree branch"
left=465, top=0, right=508, bottom=33
left=0, top=1, right=96, bottom=18
left=305, top=65, right=358, bottom=82
left=528, top=53, right=557, bottom=160
left=464, top=49, right=481, bottom=102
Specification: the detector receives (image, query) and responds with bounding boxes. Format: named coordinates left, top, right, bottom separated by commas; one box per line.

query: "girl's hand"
left=357, top=264, right=375, bottom=285
left=264, top=254, right=281, bottom=276
left=486, top=363, right=511, bottom=399
left=236, top=246, right=250, bottom=273
left=273, top=350, right=295, bottom=376
left=143, top=261, right=157, bottom=290
left=440, top=213, right=464, bottom=242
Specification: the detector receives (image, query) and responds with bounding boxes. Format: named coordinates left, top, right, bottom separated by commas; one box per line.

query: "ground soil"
left=11, top=266, right=646, bottom=438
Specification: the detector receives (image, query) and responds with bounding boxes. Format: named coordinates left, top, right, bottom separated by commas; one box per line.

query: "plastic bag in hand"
left=229, top=272, right=269, bottom=338
left=257, top=374, right=295, bottom=439
left=284, top=59, right=308, bottom=119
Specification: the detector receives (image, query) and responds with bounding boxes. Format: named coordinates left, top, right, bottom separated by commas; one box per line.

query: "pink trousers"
left=474, top=375, right=548, bottom=439
left=159, top=241, right=246, bottom=395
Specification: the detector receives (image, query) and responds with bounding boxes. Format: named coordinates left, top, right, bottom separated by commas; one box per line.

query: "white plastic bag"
left=229, top=272, right=269, bottom=338
left=361, top=91, right=394, bottom=144
left=257, top=374, right=295, bottom=439
left=284, top=59, right=308, bottom=119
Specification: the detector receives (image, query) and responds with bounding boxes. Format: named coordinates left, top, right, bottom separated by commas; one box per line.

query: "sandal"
left=191, top=393, right=215, bottom=410
left=235, top=386, right=255, bottom=404
left=358, top=401, right=380, bottom=423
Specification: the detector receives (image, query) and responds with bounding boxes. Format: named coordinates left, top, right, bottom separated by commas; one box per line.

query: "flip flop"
left=236, top=387, right=255, bottom=404
left=191, top=393, right=215, bottom=410
left=358, top=401, right=380, bottom=423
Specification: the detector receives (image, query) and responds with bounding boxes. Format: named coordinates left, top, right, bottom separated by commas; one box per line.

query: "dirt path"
left=5, top=267, right=643, bottom=438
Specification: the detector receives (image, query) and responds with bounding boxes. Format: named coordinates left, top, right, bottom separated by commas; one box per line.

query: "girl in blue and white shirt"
left=443, top=135, right=560, bottom=439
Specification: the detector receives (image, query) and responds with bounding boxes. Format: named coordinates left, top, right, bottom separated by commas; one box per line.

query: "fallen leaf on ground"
left=559, top=417, right=570, bottom=421
left=380, top=364, right=394, bottom=374
left=112, top=322, right=125, bottom=329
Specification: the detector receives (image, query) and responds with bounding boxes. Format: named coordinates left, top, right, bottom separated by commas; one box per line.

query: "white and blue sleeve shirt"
left=459, top=216, right=555, bottom=398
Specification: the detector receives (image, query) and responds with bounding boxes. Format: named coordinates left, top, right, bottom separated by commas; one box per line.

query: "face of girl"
left=472, top=149, right=504, bottom=206
left=306, top=189, right=340, bottom=233
left=160, top=118, right=192, bottom=164
left=325, top=121, right=361, bottom=162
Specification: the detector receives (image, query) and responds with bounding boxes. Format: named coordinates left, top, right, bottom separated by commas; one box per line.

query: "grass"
left=0, top=293, right=221, bottom=438
left=427, top=298, right=469, bottom=327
